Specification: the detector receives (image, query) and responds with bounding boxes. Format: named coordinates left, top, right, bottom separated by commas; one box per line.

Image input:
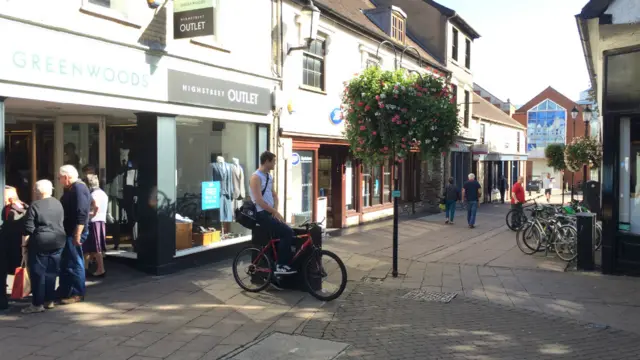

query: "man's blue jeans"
left=467, top=201, right=478, bottom=226
left=57, top=230, right=88, bottom=298
left=445, top=200, right=456, bottom=222
left=256, top=212, right=294, bottom=266
left=29, top=248, right=62, bottom=306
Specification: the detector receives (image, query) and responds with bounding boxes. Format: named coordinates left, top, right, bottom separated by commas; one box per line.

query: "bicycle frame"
left=252, top=233, right=314, bottom=270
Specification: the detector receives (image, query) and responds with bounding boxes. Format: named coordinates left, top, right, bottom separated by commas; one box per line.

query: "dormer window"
left=391, top=12, right=405, bottom=44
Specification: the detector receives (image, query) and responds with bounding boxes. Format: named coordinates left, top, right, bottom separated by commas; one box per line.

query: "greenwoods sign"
left=0, top=18, right=164, bottom=101
left=173, top=0, right=215, bottom=39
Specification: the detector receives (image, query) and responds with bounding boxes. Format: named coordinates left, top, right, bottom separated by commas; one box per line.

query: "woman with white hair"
left=83, top=174, right=108, bottom=277
left=21, top=180, right=66, bottom=314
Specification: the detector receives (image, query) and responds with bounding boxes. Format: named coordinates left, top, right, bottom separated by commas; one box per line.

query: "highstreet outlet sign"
left=173, top=0, right=214, bottom=39
left=167, top=70, right=272, bottom=114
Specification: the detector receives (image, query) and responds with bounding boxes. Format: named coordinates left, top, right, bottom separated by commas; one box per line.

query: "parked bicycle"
left=506, top=195, right=544, bottom=231
left=176, top=192, right=204, bottom=222
left=516, top=206, right=579, bottom=261
left=232, top=219, right=347, bottom=301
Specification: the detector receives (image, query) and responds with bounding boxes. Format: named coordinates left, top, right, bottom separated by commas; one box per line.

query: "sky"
left=436, top=0, right=591, bottom=106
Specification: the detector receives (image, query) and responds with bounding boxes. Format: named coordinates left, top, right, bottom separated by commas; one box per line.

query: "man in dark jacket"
left=498, top=175, right=508, bottom=204
left=444, top=177, right=460, bottom=224
left=57, top=165, right=92, bottom=305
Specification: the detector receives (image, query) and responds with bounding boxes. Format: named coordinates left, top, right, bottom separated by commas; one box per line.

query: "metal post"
left=571, top=117, right=575, bottom=202
left=0, top=97, right=5, bottom=226
left=392, top=161, right=399, bottom=277
left=583, top=121, right=589, bottom=200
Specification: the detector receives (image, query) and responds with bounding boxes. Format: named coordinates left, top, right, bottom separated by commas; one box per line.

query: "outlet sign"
left=173, top=0, right=215, bottom=39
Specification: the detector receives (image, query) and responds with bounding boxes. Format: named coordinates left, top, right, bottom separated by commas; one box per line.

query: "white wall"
left=480, top=121, right=526, bottom=156
left=446, top=22, right=475, bottom=141
left=0, top=0, right=274, bottom=78
left=279, top=0, right=435, bottom=139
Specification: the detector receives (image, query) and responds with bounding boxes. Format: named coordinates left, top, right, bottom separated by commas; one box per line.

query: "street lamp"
left=570, top=106, right=579, bottom=201
left=287, top=0, right=321, bottom=55
left=582, top=105, right=593, bottom=199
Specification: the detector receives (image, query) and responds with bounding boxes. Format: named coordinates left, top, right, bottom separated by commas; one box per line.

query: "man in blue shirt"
left=462, top=173, right=481, bottom=229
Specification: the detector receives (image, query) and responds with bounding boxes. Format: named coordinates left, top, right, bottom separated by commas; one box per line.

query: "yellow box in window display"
left=193, top=231, right=221, bottom=246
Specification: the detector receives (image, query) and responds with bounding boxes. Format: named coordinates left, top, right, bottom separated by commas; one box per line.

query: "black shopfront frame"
left=600, top=46, right=640, bottom=275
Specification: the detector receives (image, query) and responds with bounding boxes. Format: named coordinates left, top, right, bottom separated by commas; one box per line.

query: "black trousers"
left=0, top=248, right=8, bottom=309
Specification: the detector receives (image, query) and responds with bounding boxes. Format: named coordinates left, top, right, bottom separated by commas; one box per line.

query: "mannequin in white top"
left=231, top=158, right=246, bottom=211
left=212, top=155, right=234, bottom=228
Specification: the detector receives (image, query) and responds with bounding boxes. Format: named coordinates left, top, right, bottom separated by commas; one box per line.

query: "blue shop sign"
left=330, top=108, right=344, bottom=125
left=201, top=181, right=221, bottom=210
left=291, top=152, right=300, bottom=166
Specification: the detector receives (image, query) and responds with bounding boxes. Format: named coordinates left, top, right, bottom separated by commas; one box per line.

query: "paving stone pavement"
left=301, top=282, right=640, bottom=360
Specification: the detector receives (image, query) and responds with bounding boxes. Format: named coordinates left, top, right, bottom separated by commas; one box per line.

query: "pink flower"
left=392, top=114, right=401, bottom=122
left=365, top=105, right=371, bottom=111
left=417, top=92, right=423, bottom=97
left=412, top=118, right=417, bottom=123
left=359, top=125, right=366, bottom=131
left=349, top=109, right=354, bottom=113
left=358, top=101, right=364, bottom=107
left=379, top=103, right=385, bottom=109
left=394, top=85, right=399, bottom=90
left=375, top=95, right=381, bottom=101
left=401, top=108, right=408, bottom=113
left=394, top=94, right=399, bottom=99
left=372, top=131, right=377, bottom=136
left=401, top=144, right=406, bottom=149
left=402, top=138, right=406, bottom=142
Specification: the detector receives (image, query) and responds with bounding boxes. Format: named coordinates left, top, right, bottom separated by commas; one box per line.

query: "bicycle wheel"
left=232, top=247, right=272, bottom=292
left=303, top=249, right=347, bottom=302
left=506, top=209, right=525, bottom=231
left=595, top=223, right=603, bottom=251
left=554, top=225, right=578, bottom=262
left=516, top=221, right=541, bottom=255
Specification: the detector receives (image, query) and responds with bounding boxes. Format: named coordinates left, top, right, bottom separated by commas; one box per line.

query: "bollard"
left=576, top=212, right=596, bottom=271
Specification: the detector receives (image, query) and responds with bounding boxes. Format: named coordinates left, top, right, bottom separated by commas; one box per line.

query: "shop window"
left=256, top=125, right=269, bottom=168
left=345, top=159, right=356, bottom=211
left=291, top=150, right=315, bottom=224
left=362, top=162, right=394, bottom=207
left=175, top=119, right=258, bottom=253
left=302, top=39, right=325, bottom=90
left=619, top=117, right=640, bottom=234
left=452, top=28, right=459, bottom=61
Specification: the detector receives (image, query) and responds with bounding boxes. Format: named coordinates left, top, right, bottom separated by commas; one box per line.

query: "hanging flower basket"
left=342, top=66, right=460, bottom=164
left=564, top=137, right=602, bottom=172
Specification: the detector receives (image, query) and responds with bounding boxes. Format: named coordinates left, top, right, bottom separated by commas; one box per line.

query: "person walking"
left=443, top=177, right=460, bottom=225
left=21, top=180, right=66, bottom=314
left=462, top=173, right=482, bottom=229
left=57, top=165, right=92, bottom=304
left=498, top=175, right=508, bottom=204
left=543, top=173, right=553, bottom=203
left=83, top=174, right=108, bottom=278
left=0, top=186, right=28, bottom=310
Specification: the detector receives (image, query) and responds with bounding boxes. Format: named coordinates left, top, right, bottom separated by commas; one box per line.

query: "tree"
left=544, top=143, right=566, bottom=172
left=342, top=66, right=460, bottom=165
left=564, top=137, right=602, bottom=172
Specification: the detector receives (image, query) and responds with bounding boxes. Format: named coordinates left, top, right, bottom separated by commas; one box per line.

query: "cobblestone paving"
left=301, top=283, right=640, bottom=360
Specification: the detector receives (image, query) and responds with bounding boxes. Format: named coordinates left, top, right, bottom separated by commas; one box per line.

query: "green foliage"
left=341, top=66, right=460, bottom=164
left=564, top=137, right=602, bottom=172
left=544, top=143, right=566, bottom=172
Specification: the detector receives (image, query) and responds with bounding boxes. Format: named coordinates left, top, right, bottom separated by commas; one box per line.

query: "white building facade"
left=277, top=0, right=449, bottom=228
left=0, top=0, right=279, bottom=273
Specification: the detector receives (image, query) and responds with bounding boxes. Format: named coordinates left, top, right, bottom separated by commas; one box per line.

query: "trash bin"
left=576, top=212, right=596, bottom=271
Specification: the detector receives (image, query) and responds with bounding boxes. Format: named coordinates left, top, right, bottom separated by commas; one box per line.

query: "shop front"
left=447, top=141, right=473, bottom=192
left=0, top=17, right=275, bottom=274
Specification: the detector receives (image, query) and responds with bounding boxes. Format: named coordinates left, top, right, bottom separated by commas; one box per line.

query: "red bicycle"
left=232, top=220, right=347, bottom=301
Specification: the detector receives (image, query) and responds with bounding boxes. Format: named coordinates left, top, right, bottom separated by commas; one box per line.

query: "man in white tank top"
left=249, top=151, right=296, bottom=275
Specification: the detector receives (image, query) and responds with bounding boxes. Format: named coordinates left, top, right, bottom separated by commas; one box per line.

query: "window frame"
left=451, top=84, right=458, bottom=105
left=517, top=132, right=520, bottom=152
left=464, top=90, right=470, bottom=128
left=361, top=161, right=395, bottom=209
left=302, top=38, right=327, bottom=91
left=452, top=28, right=459, bottom=61
left=391, top=13, right=406, bottom=44
left=465, top=38, right=471, bottom=69
left=480, top=123, right=486, bottom=144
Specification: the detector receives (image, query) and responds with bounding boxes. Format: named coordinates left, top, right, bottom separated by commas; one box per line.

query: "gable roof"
left=515, top=86, right=577, bottom=114
left=472, top=93, right=524, bottom=130
left=578, top=0, right=615, bottom=19
left=422, top=0, right=481, bottom=39
left=308, top=0, right=447, bottom=72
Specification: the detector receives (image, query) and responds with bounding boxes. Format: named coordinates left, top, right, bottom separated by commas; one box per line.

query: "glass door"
left=54, top=117, right=106, bottom=195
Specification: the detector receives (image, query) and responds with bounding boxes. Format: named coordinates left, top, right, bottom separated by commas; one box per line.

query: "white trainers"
left=21, top=305, right=45, bottom=314
left=274, top=265, right=297, bottom=275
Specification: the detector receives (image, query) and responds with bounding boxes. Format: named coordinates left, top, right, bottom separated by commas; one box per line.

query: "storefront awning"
left=473, top=153, right=528, bottom=161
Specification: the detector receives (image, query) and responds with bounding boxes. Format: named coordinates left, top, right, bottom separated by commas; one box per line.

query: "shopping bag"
left=10, top=259, right=31, bottom=300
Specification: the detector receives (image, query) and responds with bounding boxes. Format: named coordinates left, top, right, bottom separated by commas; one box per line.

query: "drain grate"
left=361, top=276, right=385, bottom=284
left=401, top=289, right=458, bottom=303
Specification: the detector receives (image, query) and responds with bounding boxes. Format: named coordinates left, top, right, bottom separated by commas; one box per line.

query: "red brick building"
left=514, top=86, right=590, bottom=189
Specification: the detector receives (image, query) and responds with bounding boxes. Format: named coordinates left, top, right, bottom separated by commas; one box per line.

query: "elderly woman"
left=21, top=180, right=66, bottom=314
left=83, top=175, right=108, bottom=278
left=1, top=186, right=28, bottom=310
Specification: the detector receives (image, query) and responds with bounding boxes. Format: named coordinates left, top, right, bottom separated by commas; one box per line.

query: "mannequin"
left=231, top=158, right=245, bottom=212
left=211, top=156, right=233, bottom=235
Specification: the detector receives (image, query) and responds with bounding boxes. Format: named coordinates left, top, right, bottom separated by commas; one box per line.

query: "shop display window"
left=362, top=160, right=394, bottom=208
left=619, top=117, right=640, bottom=234
left=291, top=150, right=314, bottom=225
left=175, top=118, right=258, bottom=254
